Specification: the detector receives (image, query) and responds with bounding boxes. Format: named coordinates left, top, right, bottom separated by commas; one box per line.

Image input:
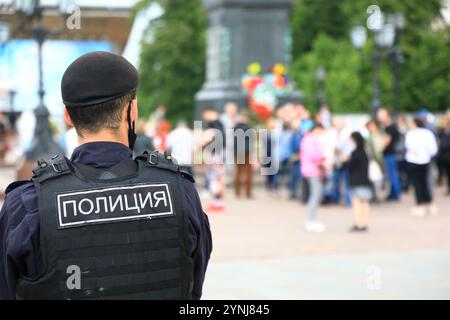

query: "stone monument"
left=195, top=0, right=302, bottom=116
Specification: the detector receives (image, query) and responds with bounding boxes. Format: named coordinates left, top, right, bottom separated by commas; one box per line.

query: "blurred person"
left=202, top=106, right=226, bottom=153
left=317, top=103, right=332, bottom=128
left=263, top=118, right=279, bottom=192
left=405, top=118, right=438, bottom=217
left=0, top=112, right=9, bottom=163
left=396, top=115, right=410, bottom=192
left=437, top=115, right=450, bottom=193
left=16, top=110, right=36, bottom=154
left=288, top=119, right=303, bottom=199
left=377, top=108, right=401, bottom=201
left=299, top=113, right=314, bottom=203
left=332, top=118, right=352, bottom=207
left=365, top=119, right=385, bottom=202
left=365, top=120, right=385, bottom=173
left=233, top=110, right=254, bottom=198
left=275, top=122, right=293, bottom=194
left=153, top=119, right=171, bottom=152
left=202, top=106, right=226, bottom=211
left=318, top=116, right=338, bottom=204
left=417, top=108, right=437, bottom=135
left=145, top=105, right=166, bottom=137
left=133, top=120, right=154, bottom=158
left=415, top=110, right=438, bottom=199
left=220, top=102, right=239, bottom=129
left=292, top=103, right=306, bottom=122
left=220, top=102, right=239, bottom=185
left=167, top=120, right=195, bottom=176
left=300, top=123, right=326, bottom=233
left=345, top=132, right=372, bottom=232
left=275, top=104, right=296, bottom=135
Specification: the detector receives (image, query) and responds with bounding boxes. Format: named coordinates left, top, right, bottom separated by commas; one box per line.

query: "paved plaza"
left=1, top=167, right=449, bottom=299
left=201, top=181, right=450, bottom=299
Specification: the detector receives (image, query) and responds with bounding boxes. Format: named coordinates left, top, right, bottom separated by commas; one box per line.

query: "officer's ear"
left=64, top=107, right=74, bottom=127
left=131, top=97, right=138, bottom=122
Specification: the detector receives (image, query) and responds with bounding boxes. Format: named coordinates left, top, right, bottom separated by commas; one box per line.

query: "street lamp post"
left=373, top=23, right=395, bottom=115
left=350, top=8, right=402, bottom=116
left=315, top=66, right=326, bottom=108
left=388, top=13, right=406, bottom=117
left=371, top=48, right=382, bottom=113
left=13, top=0, right=74, bottom=162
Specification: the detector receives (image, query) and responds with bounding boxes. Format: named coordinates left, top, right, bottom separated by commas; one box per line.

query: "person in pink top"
left=300, top=123, right=326, bottom=232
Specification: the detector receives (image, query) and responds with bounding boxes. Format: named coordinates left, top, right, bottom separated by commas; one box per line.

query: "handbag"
left=369, top=160, right=383, bottom=183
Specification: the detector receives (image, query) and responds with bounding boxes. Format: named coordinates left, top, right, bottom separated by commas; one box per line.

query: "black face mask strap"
left=127, top=100, right=137, bottom=151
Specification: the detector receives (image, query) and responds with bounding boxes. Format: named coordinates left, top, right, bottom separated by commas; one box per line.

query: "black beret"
left=61, top=51, right=139, bottom=108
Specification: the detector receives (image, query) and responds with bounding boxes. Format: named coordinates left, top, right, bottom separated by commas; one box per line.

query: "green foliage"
left=134, top=0, right=448, bottom=119
left=400, top=28, right=450, bottom=111
left=291, top=0, right=349, bottom=56
left=136, top=0, right=205, bottom=123
left=292, top=34, right=373, bottom=113
left=291, top=0, right=449, bottom=113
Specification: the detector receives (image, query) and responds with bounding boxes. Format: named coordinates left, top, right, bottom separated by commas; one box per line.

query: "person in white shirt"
left=405, top=117, right=438, bottom=216
left=167, top=120, right=195, bottom=175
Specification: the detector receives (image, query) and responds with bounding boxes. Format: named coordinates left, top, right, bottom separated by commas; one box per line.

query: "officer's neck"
left=78, top=130, right=129, bottom=148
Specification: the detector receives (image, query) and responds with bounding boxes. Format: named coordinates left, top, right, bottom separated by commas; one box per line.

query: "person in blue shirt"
left=288, top=119, right=303, bottom=199
left=274, top=122, right=293, bottom=191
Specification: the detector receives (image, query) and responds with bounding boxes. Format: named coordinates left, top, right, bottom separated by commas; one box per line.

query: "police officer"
left=0, top=51, right=212, bottom=300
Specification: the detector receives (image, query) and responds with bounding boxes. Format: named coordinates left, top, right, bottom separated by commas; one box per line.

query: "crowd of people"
left=4, top=102, right=450, bottom=233
left=90, top=102, right=448, bottom=235
left=165, top=103, right=448, bottom=234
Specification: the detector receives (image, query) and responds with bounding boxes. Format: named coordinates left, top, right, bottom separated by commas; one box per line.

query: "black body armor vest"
left=15, top=151, right=194, bottom=300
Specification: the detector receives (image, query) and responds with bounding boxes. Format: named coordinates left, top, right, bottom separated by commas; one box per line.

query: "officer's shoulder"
left=5, top=180, right=33, bottom=195
left=180, top=170, right=195, bottom=184
left=136, top=150, right=195, bottom=183
left=31, top=154, right=72, bottom=183
left=4, top=180, right=36, bottom=213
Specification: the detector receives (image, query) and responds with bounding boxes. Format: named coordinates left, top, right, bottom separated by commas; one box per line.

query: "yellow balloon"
left=247, top=62, right=261, bottom=75
left=273, top=63, right=286, bottom=75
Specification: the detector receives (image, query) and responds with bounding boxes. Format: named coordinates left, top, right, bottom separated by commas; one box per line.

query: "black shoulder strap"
left=136, top=150, right=196, bottom=183
left=32, top=154, right=72, bottom=184
left=136, top=150, right=180, bottom=174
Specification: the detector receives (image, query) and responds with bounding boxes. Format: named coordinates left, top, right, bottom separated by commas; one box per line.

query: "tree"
left=291, top=0, right=349, bottom=56
left=400, top=28, right=450, bottom=111
left=291, top=0, right=449, bottom=113
left=136, top=0, right=205, bottom=122
left=292, top=34, right=375, bottom=113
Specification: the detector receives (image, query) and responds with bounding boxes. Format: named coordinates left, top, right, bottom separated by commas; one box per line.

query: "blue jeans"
left=384, top=155, right=401, bottom=199
left=332, top=167, right=351, bottom=207
left=307, top=177, right=323, bottom=222
left=288, top=160, right=302, bottom=198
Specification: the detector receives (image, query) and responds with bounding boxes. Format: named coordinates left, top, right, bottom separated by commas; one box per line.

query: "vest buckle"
left=52, top=163, right=63, bottom=173
left=149, top=152, right=158, bottom=165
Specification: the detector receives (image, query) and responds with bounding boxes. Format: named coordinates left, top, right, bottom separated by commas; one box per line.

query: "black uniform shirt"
left=0, top=142, right=212, bottom=300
